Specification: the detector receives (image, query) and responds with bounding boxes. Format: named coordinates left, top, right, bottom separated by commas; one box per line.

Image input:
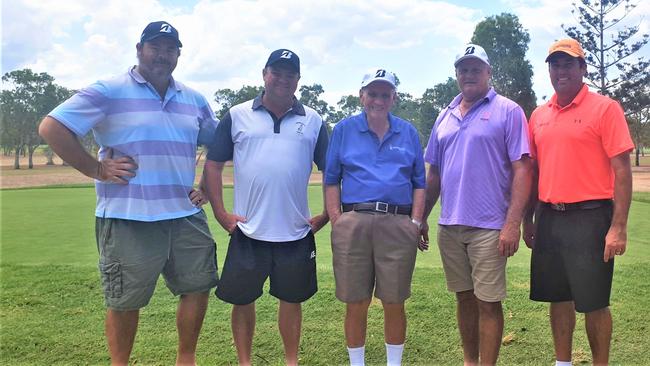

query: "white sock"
left=386, top=343, right=404, bottom=366
left=555, top=361, right=572, bottom=366
left=347, top=345, right=365, bottom=366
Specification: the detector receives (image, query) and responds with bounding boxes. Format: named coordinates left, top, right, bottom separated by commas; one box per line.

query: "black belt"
left=544, top=199, right=612, bottom=211
left=342, top=202, right=412, bottom=215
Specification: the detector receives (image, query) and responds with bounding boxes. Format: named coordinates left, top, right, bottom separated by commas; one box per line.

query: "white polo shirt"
left=207, top=94, right=328, bottom=242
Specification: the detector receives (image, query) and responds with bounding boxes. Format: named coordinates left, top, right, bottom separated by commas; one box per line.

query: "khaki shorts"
left=331, top=211, right=419, bottom=303
left=95, top=210, right=219, bottom=311
left=437, top=225, right=506, bottom=302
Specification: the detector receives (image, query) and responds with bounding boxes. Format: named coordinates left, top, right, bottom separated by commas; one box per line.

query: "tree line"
left=2, top=6, right=649, bottom=170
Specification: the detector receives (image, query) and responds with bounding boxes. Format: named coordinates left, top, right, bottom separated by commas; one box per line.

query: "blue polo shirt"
left=325, top=111, right=425, bottom=205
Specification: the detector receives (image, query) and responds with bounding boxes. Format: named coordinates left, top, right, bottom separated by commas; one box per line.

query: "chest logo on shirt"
left=295, top=121, right=305, bottom=135
left=389, top=144, right=407, bottom=153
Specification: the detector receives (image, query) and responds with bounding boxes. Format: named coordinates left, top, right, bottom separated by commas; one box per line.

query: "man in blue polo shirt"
left=39, top=21, right=218, bottom=365
left=204, top=49, right=329, bottom=366
left=325, top=68, right=426, bottom=366
left=422, top=44, right=532, bottom=365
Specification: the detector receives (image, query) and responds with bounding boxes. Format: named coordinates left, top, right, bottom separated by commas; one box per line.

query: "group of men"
left=39, top=20, right=633, bottom=366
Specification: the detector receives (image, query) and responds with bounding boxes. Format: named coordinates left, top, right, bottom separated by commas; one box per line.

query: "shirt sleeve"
left=424, top=111, right=445, bottom=166
left=313, top=120, right=329, bottom=171
left=324, top=124, right=343, bottom=185
left=505, top=104, right=530, bottom=162
left=206, top=111, right=234, bottom=162
left=48, top=81, right=109, bottom=136
left=411, top=127, right=426, bottom=189
left=527, top=109, right=538, bottom=160
left=197, top=95, right=218, bottom=146
left=600, top=100, right=634, bottom=157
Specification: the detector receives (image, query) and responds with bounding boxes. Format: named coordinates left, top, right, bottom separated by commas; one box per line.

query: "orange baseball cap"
left=545, top=38, right=585, bottom=62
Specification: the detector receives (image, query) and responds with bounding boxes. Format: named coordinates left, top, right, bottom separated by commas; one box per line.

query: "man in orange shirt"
left=524, top=38, right=633, bottom=366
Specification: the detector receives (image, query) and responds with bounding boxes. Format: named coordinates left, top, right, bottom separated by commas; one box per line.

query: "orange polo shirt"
left=528, top=84, right=633, bottom=203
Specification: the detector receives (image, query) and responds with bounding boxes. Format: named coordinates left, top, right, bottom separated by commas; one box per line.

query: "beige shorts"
left=331, top=211, right=419, bottom=303
left=437, top=225, right=506, bottom=302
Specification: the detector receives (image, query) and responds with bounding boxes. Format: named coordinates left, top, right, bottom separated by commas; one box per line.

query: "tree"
left=471, top=13, right=537, bottom=116
left=617, top=83, right=650, bottom=165
left=1, top=69, right=72, bottom=169
left=213, top=85, right=263, bottom=119
left=563, top=0, right=649, bottom=96
left=299, top=84, right=333, bottom=123
left=417, top=77, right=460, bottom=143
left=328, top=95, right=362, bottom=126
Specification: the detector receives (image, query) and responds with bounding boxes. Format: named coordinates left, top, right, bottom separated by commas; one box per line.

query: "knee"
left=347, top=299, right=371, bottom=313
left=585, top=306, right=610, bottom=320
left=477, top=300, right=502, bottom=317
left=456, top=290, right=476, bottom=304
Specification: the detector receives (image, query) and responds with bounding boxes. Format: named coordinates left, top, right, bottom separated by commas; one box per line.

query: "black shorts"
left=530, top=202, right=614, bottom=313
left=215, top=228, right=317, bottom=305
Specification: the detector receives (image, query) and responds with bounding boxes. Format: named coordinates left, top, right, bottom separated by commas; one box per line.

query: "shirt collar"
left=252, top=91, right=306, bottom=116
left=356, top=111, right=402, bottom=133
left=448, top=87, right=496, bottom=108
left=548, top=83, right=588, bottom=110
left=128, top=66, right=180, bottom=91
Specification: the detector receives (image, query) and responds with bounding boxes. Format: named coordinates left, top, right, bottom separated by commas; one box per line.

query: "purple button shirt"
left=424, top=88, right=529, bottom=230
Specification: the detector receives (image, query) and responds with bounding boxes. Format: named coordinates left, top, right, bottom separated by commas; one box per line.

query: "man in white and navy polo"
left=204, top=48, right=329, bottom=366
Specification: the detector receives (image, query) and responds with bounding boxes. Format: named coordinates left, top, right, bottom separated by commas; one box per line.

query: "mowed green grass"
left=1, top=187, right=649, bottom=365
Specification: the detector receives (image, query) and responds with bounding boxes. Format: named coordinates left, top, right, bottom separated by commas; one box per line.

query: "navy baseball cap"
left=140, top=21, right=182, bottom=47
left=265, top=49, right=300, bottom=73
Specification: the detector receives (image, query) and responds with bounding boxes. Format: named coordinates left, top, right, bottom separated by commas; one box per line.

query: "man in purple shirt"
left=422, top=44, right=532, bottom=365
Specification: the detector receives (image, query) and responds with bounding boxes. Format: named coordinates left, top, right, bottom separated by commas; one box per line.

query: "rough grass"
left=1, top=186, right=649, bottom=364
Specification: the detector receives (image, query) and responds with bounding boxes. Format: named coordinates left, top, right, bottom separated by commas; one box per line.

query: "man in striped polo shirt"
left=39, top=21, right=218, bottom=365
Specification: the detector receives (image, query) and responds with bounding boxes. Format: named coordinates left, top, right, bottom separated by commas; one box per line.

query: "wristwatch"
left=411, top=218, right=422, bottom=229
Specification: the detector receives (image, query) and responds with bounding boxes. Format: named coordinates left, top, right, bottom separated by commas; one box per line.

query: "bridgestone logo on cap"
left=281, top=51, right=293, bottom=59
left=160, top=23, right=172, bottom=33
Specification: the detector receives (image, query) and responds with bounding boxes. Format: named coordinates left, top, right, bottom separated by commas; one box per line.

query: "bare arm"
left=604, top=152, right=632, bottom=262
left=421, top=165, right=441, bottom=245
left=522, top=159, right=539, bottom=248
left=325, top=184, right=342, bottom=226
left=203, top=160, right=245, bottom=233
left=498, top=156, right=532, bottom=257
left=38, top=116, right=136, bottom=183
left=309, top=175, right=330, bottom=233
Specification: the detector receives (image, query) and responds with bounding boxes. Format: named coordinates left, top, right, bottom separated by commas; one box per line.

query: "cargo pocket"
left=99, top=262, right=122, bottom=298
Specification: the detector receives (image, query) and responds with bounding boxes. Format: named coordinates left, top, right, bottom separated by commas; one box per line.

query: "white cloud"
left=3, top=0, right=647, bottom=110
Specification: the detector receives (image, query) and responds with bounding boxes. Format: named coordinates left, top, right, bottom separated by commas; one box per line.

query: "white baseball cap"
left=360, top=68, right=397, bottom=89
left=454, top=44, right=490, bottom=67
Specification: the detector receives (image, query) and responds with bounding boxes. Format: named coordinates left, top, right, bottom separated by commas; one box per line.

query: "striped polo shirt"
left=48, top=67, right=218, bottom=221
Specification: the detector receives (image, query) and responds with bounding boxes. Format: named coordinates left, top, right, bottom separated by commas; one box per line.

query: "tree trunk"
left=636, top=148, right=640, bottom=167
left=28, top=147, right=35, bottom=169
left=13, top=147, right=20, bottom=169
left=45, top=149, right=55, bottom=165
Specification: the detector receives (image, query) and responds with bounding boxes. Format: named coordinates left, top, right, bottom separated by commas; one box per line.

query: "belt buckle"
left=551, top=203, right=566, bottom=211
left=375, top=202, right=389, bottom=213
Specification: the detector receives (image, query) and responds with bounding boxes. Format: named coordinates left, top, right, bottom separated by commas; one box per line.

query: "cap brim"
left=267, top=59, right=299, bottom=73
left=545, top=50, right=584, bottom=62
left=362, top=79, right=396, bottom=89
left=141, top=34, right=182, bottom=48
left=454, top=55, right=489, bottom=67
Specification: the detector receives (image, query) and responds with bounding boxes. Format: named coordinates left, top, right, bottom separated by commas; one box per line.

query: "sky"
left=2, top=0, right=649, bottom=112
